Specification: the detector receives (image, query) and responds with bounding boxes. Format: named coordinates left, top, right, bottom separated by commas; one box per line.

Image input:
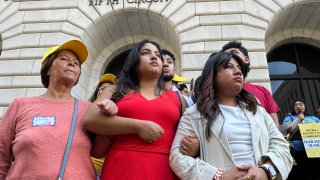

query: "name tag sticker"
left=32, top=116, right=56, bottom=126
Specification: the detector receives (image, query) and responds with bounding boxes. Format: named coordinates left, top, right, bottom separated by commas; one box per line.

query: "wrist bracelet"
left=214, top=168, right=224, bottom=180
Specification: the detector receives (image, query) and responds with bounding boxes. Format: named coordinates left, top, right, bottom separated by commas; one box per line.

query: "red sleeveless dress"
left=100, top=90, right=180, bottom=180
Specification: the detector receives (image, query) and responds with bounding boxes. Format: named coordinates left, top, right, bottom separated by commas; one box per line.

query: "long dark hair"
left=195, top=52, right=257, bottom=140
left=111, top=39, right=164, bottom=102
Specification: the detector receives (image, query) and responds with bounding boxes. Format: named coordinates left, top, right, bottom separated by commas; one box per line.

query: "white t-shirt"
left=219, top=104, right=256, bottom=166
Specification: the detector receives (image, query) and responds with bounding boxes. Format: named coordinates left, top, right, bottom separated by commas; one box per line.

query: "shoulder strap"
left=289, top=115, right=294, bottom=122
left=58, top=98, right=78, bottom=180
left=175, top=91, right=188, bottom=116
left=290, top=115, right=294, bottom=122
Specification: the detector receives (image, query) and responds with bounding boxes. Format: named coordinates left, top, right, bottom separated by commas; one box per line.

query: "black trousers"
left=287, top=146, right=320, bottom=180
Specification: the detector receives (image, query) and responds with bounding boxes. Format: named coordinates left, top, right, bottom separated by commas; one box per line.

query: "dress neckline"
left=136, top=90, right=170, bottom=101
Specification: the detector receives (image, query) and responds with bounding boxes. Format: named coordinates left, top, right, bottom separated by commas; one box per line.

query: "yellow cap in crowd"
left=41, top=39, right=88, bottom=65
left=99, top=73, right=116, bottom=85
left=172, top=74, right=187, bottom=82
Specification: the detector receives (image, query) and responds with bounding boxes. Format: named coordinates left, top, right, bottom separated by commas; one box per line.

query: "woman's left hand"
left=239, top=166, right=268, bottom=180
left=179, top=133, right=200, bottom=157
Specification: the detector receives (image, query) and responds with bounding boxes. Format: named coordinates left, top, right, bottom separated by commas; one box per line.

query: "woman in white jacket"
left=170, top=52, right=292, bottom=180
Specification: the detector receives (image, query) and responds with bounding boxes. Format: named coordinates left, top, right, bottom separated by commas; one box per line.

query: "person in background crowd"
left=162, top=49, right=194, bottom=107
left=191, top=76, right=201, bottom=103
left=172, top=74, right=194, bottom=107
left=89, top=73, right=116, bottom=102
left=89, top=73, right=117, bottom=180
left=172, top=74, right=187, bottom=89
left=282, top=98, right=320, bottom=180
left=83, top=39, right=181, bottom=180
left=222, top=41, right=281, bottom=128
left=162, top=49, right=198, bottom=157
left=162, top=49, right=188, bottom=112
left=0, top=40, right=96, bottom=179
left=178, top=84, right=190, bottom=97
left=170, top=52, right=292, bottom=180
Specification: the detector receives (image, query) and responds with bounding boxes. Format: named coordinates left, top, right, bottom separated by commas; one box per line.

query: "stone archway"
left=265, top=2, right=320, bottom=53
left=84, top=9, right=181, bottom=99
left=0, top=0, right=188, bottom=117
left=265, top=1, right=320, bottom=121
left=264, top=1, right=320, bottom=89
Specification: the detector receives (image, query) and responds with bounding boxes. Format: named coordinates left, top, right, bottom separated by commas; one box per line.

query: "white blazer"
left=170, top=104, right=292, bottom=180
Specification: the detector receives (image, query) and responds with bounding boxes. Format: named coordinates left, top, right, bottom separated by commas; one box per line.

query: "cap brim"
left=99, top=74, right=116, bottom=85
left=173, top=74, right=187, bottom=82
left=56, top=40, right=88, bottom=64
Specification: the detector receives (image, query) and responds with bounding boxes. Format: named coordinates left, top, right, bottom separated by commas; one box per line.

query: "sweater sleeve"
left=169, top=112, right=217, bottom=180
left=0, top=99, right=19, bottom=178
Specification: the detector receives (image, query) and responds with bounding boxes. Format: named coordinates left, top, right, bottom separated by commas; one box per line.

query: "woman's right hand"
left=137, top=121, right=164, bottom=143
left=297, top=113, right=304, bottom=121
left=222, top=166, right=251, bottom=180
left=288, top=114, right=304, bottom=132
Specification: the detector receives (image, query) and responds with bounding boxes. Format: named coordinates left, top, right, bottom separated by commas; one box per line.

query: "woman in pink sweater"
left=0, top=40, right=96, bottom=179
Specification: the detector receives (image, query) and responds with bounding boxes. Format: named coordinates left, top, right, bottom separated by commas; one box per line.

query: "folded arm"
left=83, top=95, right=164, bottom=143
left=169, top=115, right=217, bottom=180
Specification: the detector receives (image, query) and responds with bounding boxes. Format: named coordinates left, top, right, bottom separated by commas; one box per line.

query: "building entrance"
left=104, top=50, right=130, bottom=76
left=267, top=43, right=320, bottom=121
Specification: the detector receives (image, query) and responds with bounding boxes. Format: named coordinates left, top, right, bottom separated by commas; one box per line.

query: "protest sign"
left=299, top=123, right=320, bottom=158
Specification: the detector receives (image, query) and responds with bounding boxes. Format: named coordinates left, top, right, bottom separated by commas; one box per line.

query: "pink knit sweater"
left=0, top=97, right=95, bottom=179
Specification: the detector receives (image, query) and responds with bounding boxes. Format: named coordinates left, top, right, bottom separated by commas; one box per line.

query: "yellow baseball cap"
left=41, top=39, right=88, bottom=65
left=172, top=74, right=187, bottom=82
left=99, top=73, right=116, bottom=85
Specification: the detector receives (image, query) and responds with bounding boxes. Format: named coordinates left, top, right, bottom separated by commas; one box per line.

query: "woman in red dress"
left=83, top=39, right=180, bottom=180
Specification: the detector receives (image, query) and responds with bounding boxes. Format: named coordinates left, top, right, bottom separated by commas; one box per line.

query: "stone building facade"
left=0, top=0, right=320, bottom=118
